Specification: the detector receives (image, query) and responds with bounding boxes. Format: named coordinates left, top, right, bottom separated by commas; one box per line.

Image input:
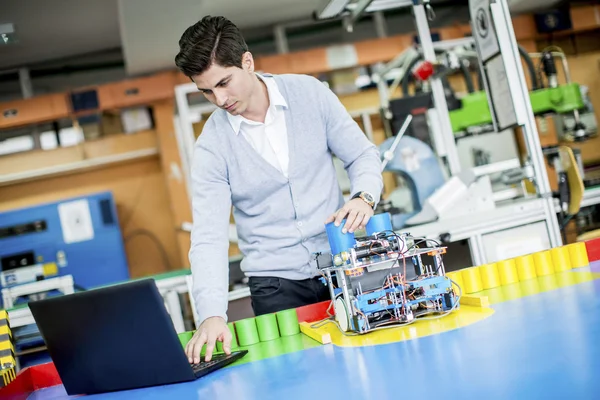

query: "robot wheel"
left=334, top=297, right=350, bottom=332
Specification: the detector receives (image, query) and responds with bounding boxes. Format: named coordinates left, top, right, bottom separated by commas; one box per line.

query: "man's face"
left=192, top=53, right=256, bottom=116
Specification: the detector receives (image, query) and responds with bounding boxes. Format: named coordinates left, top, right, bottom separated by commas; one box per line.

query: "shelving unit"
left=0, top=130, right=159, bottom=187
left=0, top=70, right=191, bottom=277
left=0, top=148, right=158, bottom=187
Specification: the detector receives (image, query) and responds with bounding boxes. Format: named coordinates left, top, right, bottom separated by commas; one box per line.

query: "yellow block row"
left=446, top=242, right=589, bottom=294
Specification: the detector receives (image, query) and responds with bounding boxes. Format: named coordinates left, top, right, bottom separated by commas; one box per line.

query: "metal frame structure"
left=581, top=187, right=600, bottom=209
left=350, top=0, right=562, bottom=254
left=1, top=275, right=74, bottom=310
left=476, top=0, right=561, bottom=247
left=313, top=211, right=460, bottom=334
left=319, top=238, right=458, bottom=333
left=405, top=196, right=552, bottom=265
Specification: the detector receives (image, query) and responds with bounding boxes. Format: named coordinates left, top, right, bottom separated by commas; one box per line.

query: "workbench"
left=4, top=239, right=600, bottom=399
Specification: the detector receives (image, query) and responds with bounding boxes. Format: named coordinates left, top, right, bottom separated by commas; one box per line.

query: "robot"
left=316, top=213, right=460, bottom=334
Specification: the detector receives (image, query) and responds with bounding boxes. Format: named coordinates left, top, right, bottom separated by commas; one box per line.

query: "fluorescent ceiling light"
left=346, top=0, right=410, bottom=13
left=315, top=0, right=411, bottom=20
left=315, top=0, right=351, bottom=20
left=0, top=23, right=17, bottom=45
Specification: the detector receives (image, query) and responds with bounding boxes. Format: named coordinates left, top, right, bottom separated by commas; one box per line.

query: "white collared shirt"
left=227, top=74, right=289, bottom=178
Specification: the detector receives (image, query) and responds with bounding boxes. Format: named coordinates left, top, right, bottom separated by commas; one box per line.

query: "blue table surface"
left=29, top=262, right=600, bottom=400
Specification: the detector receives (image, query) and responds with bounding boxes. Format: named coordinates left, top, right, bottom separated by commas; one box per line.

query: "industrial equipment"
left=0, top=309, right=16, bottom=389
left=376, top=114, right=499, bottom=230
left=315, top=213, right=460, bottom=333
left=376, top=38, right=596, bottom=144
left=377, top=133, right=445, bottom=228
left=448, top=48, right=596, bottom=142
left=0, top=191, right=130, bottom=308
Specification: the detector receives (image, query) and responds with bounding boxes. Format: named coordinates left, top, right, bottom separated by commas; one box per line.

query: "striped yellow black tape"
left=0, top=366, right=16, bottom=387
left=0, top=325, right=12, bottom=338
left=0, top=340, right=14, bottom=353
left=0, top=310, right=14, bottom=371
left=0, top=347, right=15, bottom=363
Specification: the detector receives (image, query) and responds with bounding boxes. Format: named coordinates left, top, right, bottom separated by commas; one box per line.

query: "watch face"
left=363, top=192, right=374, bottom=202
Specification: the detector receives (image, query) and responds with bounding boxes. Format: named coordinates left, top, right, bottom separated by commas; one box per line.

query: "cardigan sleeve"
left=312, top=77, right=384, bottom=206
left=188, top=132, right=232, bottom=325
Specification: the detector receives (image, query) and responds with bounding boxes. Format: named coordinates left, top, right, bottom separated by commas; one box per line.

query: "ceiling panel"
left=0, top=0, right=121, bottom=70
left=0, top=0, right=575, bottom=78
left=117, top=0, right=322, bottom=76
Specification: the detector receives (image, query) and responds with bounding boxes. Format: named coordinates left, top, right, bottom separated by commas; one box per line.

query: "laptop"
left=28, top=279, right=247, bottom=395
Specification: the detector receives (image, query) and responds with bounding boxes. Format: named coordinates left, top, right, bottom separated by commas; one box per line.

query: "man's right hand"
left=185, top=316, right=232, bottom=363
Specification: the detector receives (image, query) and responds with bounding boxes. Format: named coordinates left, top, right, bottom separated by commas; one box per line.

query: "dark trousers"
left=248, top=276, right=331, bottom=316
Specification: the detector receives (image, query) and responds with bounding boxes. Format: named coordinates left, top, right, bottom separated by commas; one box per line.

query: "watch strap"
left=351, top=191, right=375, bottom=209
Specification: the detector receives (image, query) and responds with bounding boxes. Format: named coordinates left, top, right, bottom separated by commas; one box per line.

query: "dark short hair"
left=175, top=16, right=249, bottom=78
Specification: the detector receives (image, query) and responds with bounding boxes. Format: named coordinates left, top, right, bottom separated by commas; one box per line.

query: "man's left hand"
left=325, top=198, right=374, bottom=234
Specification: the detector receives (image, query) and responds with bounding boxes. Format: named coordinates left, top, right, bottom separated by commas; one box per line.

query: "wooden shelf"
left=0, top=130, right=159, bottom=187
left=97, top=71, right=176, bottom=110
left=0, top=148, right=158, bottom=187
left=0, top=93, right=70, bottom=130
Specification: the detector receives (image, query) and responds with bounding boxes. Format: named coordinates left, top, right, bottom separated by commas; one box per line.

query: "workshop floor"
left=25, top=259, right=600, bottom=400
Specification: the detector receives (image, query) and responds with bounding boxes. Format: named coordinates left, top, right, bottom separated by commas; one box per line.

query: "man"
left=175, top=15, right=383, bottom=364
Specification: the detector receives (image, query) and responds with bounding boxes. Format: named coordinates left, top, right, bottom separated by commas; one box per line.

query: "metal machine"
left=315, top=0, right=565, bottom=266
left=376, top=115, right=498, bottom=230
left=449, top=48, right=596, bottom=142
left=315, top=213, right=460, bottom=333
left=0, top=191, right=130, bottom=308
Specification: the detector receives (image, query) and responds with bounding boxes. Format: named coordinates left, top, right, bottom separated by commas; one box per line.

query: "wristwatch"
left=351, top=191, right=375, bottom=209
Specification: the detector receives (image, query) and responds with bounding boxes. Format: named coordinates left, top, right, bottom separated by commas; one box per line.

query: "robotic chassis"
left=316, top=213, right=461, bottom=334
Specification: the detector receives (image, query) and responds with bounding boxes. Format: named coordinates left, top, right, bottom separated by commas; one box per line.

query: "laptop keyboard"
left=190, top=350, right=248, bottom=378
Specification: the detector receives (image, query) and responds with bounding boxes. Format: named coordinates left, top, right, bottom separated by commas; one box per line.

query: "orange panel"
left=438, top=26, right=464, bottom=41
left=570, top=5, right=600, bottom=31
left=519, top=39, right=537, bottom=53
left=355, top=35, right=412, bottom=66
left=257, top=53, right=293, bottom=74
left=98, top=71, right=176, bottom=110
left=174, top=71, right=192, bottom=85
left=0, top=93, right=70, bottom=129
left=292, top=48, right=327, bottom=75
left=457, top=23, right=472, bottom=37
left=512, top=14, right=537, bottom=40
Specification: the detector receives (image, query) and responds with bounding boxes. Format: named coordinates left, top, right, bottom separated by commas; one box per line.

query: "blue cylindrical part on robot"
left=325, top=220, right=356, bottom=255
left=365, top=212, right=393, bottom=236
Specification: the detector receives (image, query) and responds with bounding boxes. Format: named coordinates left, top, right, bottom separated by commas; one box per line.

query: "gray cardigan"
left=189, top=72, right=383, bottom=323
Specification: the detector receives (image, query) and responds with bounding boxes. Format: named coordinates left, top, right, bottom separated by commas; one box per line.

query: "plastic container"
left=496, top=259, right=519, bottom=285
left=325, top=220, right=356, bottom=255
left=234, top=318, right=260, bottom=346
left=460, top=267, right=483, bottom=294
left=276, top=308, right=301, bottom=336
left=178, top=331, right=193, bottom=348
left=515, top=254, right=537, bottom=281
left=533, top=250, right=554, bottom=277
left=365, top=212, right=393, bottom=236
left=228, top=322, right=238, bottom=349
left=551, top=246, right=572, bottom=272
left=567, top=242, right=589, bottom=268
left=479, top=263, right=501, bottom=290
left=256, top=314, right=280, bottom=342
